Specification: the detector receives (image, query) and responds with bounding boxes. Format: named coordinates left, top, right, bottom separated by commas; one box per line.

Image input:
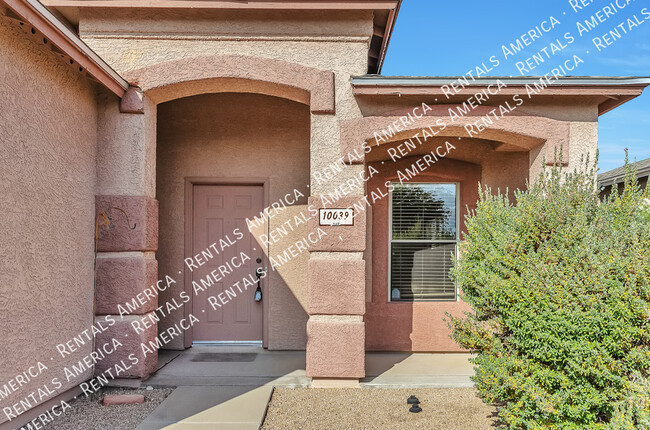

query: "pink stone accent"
left=339, top=114, right=570, bottom=165
left=103, top=394, right=145, bottom=406
left=96, top=196, right=158, bottom=252
left=124, top=55, right=335, bottom=114
left=95, top=257, right=158, bottom=315
left=119, top=86, right=144, bottom=114
left=93, top=315, right=158, bottom=379
left=306, top=319, right=365, bottom=378
left=307, top=196, right=366, bottom=252
left=309, top=260, right=365, bottom=315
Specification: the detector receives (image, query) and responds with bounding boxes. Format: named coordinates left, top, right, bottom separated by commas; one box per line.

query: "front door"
left=191, top=184, right=264, bottom=342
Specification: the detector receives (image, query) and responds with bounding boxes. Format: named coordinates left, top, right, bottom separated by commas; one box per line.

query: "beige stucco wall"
left=0, top=16, right=98, bottom=422
left=520, top=103, right=599, bottom=180
left=78, top=8, right=371, bottom=198
left=156, top=93, right=311, bottom=349
left=96, top=92, right=157, bottom=197
left=77, top=8, right=371, bottom=119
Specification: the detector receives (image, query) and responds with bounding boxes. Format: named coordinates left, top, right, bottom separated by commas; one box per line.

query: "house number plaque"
left=319, top=208, right=354, bottom=226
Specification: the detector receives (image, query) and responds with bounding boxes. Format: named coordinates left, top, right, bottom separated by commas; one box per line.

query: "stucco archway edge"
left=123, top=55, right=335, bottom=114
left=341, top=108, right=570, bottom=165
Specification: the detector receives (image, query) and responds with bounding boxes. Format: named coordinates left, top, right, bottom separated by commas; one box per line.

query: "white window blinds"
left=390, top=183, right=458, bottom=301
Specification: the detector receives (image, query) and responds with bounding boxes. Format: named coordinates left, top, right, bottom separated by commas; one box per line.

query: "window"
left=389, top=183, right=458, bottom=301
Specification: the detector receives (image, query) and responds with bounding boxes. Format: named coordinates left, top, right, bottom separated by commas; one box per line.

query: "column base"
left=94, top=314, right=158, bottom=379
left=306, top=316, right=365, bottom=379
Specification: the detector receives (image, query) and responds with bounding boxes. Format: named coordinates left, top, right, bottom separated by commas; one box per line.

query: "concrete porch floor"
left=137, top=346, right=474, bottom=429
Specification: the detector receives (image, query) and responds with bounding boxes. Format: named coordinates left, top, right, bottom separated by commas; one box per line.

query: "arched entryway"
left=93, top=54, right=336, bottom=379
left=155, top=92, right=311, bottom=349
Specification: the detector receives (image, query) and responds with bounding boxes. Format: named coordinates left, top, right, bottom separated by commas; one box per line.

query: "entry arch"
left=340, top=106, right=571, bottom=165
left=123, top=54, right=335, bottom=113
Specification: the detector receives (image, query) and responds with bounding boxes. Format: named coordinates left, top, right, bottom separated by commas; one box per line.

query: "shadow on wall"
left=155, top=93, right=311, bottom=351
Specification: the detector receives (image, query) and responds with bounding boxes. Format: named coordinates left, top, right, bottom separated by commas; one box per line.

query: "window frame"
left=388, top=181, right=460, bottom=303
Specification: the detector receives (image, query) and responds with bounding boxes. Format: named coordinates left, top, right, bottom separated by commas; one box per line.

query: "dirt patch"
left=44, top=387, right=173, bottom=430
left=262, top=387, right=500, bottom=430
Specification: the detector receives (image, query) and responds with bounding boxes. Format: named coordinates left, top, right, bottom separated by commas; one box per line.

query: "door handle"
left=254, top=267, right=264, bottom=302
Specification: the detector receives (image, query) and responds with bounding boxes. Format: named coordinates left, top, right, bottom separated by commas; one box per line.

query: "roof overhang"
left=40, top=0, right=399, bottom=9
left=352, top=76, right=650, bottom=115
left=370, top=0, right=401, bottom=74
left=1, top=0, right=129, bottom=97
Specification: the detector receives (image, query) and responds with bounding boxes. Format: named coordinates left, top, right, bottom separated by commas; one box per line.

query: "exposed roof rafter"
left=2, top=0, right=129, bottom=97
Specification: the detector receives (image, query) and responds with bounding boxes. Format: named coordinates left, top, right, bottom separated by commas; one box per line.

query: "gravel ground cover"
left=262, top=388, right=500, bottom=430
left=44, top=387, right=173, bottom=430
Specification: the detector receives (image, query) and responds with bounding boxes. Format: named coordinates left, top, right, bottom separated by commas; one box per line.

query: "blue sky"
left=382, top=0, right=650, bottom=173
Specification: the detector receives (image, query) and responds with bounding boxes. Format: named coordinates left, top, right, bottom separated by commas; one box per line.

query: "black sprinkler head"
left=407, top=395, right=420, bottom=405
left=409, top=404, right=422, bottom=413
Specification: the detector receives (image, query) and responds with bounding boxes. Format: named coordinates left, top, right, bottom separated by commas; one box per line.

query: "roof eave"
left=352, top=76, right=650, bottom=88
left=2, top=0, right=129, bottom=97
left=375, top=0, right=401, bottom=74
left=351, top=76, right=650, bottom=116
left=41, top=0, right=399, bottom=9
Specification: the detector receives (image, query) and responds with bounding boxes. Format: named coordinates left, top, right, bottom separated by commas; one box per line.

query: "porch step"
left=145, top=375, right=310, bottom=388
left=143, top=347, right=310, bottom=388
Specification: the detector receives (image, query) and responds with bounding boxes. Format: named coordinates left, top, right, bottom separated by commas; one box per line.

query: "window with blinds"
left=389, top=183, right=458, bottom=301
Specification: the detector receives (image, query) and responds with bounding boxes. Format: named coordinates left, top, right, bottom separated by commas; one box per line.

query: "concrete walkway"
left=363, top=352, right=475, bottom=388
left=137, top=347, right=474, bottom=429
left=144, top=346, right=310, bottom=388
left=137, top=346, right=308, bottom=429
left=137, top=385, right=274, bottom=430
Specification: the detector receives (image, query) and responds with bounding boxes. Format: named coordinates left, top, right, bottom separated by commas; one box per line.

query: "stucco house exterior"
left=1, top=0, right=649, bottom=426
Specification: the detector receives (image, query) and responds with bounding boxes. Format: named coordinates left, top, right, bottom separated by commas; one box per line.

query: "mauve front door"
left=192, top=184, right=264, bottom=342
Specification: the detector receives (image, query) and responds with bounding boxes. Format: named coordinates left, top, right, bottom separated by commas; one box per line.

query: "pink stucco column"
left=306, top=196, right=366, bottom=385
left=94, top=93, right=159, bottom=379
left=94, top=196, right=159, bottom=378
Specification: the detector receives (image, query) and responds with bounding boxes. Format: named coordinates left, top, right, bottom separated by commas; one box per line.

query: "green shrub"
left=448, top=158, right=650, bottom=429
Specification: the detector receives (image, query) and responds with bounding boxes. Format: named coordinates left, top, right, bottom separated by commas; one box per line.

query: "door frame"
left=183, top=177, right=270, bottom=348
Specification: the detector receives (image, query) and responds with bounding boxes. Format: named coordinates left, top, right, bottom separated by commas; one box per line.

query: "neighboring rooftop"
left=599, top=158, right=650, bottom=187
